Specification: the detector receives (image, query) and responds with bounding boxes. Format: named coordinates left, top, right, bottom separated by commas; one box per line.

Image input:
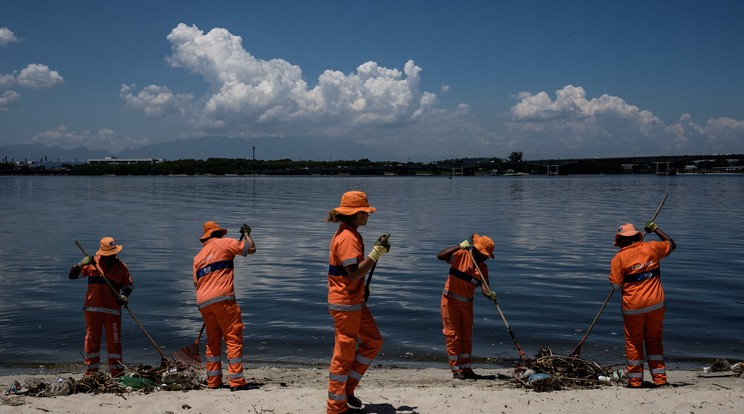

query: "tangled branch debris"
left=513, top=345, right=622, bottom=392
left=4, top=359, right=205, bottom=398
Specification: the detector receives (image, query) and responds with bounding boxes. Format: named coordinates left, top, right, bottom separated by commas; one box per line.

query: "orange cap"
left=473, top=233, right=495, bottom=258
left=200, top=221, right=228, bottom=242
left=333, top=191, right=376, bottom=215
left=96, top=236, right=123, bottom=256
left=613, top=223, right=642, bottom=246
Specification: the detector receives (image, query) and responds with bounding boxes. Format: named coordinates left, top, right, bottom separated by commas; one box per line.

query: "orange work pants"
left=327, top=305, right=383, bottom=414
left=84, top=310, right=124, bottom=377
left=200, top=301, right=246, bottom=388
left=623, top=307, right=666, bottom=386
left=441, top=296, right=474, bottom=374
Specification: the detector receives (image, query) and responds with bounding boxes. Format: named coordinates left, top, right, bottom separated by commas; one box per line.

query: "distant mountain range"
left=0, top=136, right=395, bottom=163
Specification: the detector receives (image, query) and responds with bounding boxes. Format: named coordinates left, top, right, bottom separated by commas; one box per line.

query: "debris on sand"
left=512, top=345, right=623, bottom=392
left=3, top=359, right=205, bottom=399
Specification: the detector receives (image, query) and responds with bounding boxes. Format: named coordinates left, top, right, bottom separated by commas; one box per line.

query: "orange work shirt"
left=79, top=257, right=133, bottom=314
left=193, top=237, right=249, bottom=309
left=327, top=223, right=365, bottom=308
left=443, top=250, right=488, bottom=302
left=609, top=240, right=673, bottom=315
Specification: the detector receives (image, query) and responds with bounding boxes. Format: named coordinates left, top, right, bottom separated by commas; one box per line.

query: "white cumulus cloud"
left=119, top=84, right=192, bottom=118
left=0, top=90, right=21, bottom=110
left=15, top=64, right=65, bottom=89
left=0, top=27, right=20, bottom=48
left=506, top=85, right=744, bottom=158
left=121, top=23, right=442, bottom=138
left=1, top=29, right=64, bottom=109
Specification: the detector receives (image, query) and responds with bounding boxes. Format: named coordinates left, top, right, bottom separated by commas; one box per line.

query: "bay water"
left=1, top=174, right=742, bottom=374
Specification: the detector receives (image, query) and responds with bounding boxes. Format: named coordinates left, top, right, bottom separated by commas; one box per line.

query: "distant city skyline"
left=2, top=1, right=743, bottom=161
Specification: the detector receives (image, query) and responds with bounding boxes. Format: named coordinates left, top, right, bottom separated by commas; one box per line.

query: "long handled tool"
left=467, top=248, right=527, bottom=362
left=173, top=323, right=205, bottom=367
left=364, top=262, right=377, bottom=303
left=74, top=240, right=168, bottom=362
left=569, top=193, right=669, bottom=358
left=364, top=233, right=389, bottom=303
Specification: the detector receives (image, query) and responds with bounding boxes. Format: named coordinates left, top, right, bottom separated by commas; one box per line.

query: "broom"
left=173, top=323, right=205, bottom=368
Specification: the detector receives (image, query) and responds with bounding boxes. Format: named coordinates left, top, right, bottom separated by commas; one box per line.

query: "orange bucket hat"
left=96, top=236, right=123, bottom=256
left=614, top=223, right=642, bottom=246
left=200, top=221, right=228, bottom=242
left=472, top=233, right=495, bottom=258
left=333, top=191, right=376, bottom=215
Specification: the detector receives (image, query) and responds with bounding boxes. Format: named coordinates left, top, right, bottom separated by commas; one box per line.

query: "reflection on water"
left=1, top=175, right=743, bottom=370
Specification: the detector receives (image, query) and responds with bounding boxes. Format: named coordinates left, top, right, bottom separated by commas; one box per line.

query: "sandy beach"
left=1, top=365, right=742, bottom=414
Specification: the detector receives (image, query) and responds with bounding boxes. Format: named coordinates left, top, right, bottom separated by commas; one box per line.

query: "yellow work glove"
left=368, top=234, right=391, bottom=262
left=77, top=256, right=94, bottom=268
left=644, top=221, right=658, bottom=233
left=459, top=240, right=471, bottom=250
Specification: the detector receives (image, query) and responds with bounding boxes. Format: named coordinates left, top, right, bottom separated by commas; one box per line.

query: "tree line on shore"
left=1, top=152, right=741, bottom=176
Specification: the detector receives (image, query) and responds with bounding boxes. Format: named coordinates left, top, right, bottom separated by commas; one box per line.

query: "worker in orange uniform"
left=325, top=191, right=389, bottom=414
left=437, top=234, right=497, bottom=380
left=610, top=221, right=675, bottom=388
left=193, top=221, right=255, bottom=391
left=69, top=236, right=134, bottom=378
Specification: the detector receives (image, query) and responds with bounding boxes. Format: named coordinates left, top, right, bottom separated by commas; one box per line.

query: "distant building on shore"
left=87, top=156, right=164, bottom=165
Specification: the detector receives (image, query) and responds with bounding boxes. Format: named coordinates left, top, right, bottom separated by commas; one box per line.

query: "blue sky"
left=2, top=0, right=743, bottom=160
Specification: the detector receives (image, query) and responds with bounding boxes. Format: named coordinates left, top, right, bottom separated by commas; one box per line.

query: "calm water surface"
left=1, top=175, right=742, bottom=373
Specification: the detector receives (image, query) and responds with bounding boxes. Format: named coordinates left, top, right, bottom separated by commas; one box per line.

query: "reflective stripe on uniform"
left=627, top=372, right=643, bottom=378
left=650, top=367, right=666, bottom=375
left=328, top=391, right=346, bottom=401
left=228, top=357, right=242, bottom=365
left=108, top=353, right=122, bottom=359
left=207, top=370, right=222, bottom=377
left=197, top=295, right=236, bottom=309
left=329, top=373, right=347, bottom=383
left=328, top=303, right=363, bottom=312
left=442, top=290, right=473, bottom=302
left=355, top=354, right=373, bottom=366
left=623, top=301, right=665, bottom=315
left=241, top=241, right=251, bottom=256
left=229, top=372, right=244, bottom=379
left=349, top=370, right=363, bottom=381
left=83, top=306, right=121, bottom=315
left=647, top=354, right=664, bottom=361
left=206, top=355, right=222, bottom=362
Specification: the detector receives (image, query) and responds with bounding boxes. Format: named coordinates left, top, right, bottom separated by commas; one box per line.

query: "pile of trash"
left=703, top=358, right=744, bottom=376
left=3, top=359, right=204, bottom=400
left=513, top=345, right=622, bottom=392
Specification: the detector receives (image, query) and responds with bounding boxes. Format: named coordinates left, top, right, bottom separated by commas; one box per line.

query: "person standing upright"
left=610, top=221, right=676, bottom=388
left=325, top=191, right=389, bottom=414
left=437, top=234, right=497, bottom=380
left=193, top=221, right=255, bottom=391
left=69, top=236, right=133, bottom=378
